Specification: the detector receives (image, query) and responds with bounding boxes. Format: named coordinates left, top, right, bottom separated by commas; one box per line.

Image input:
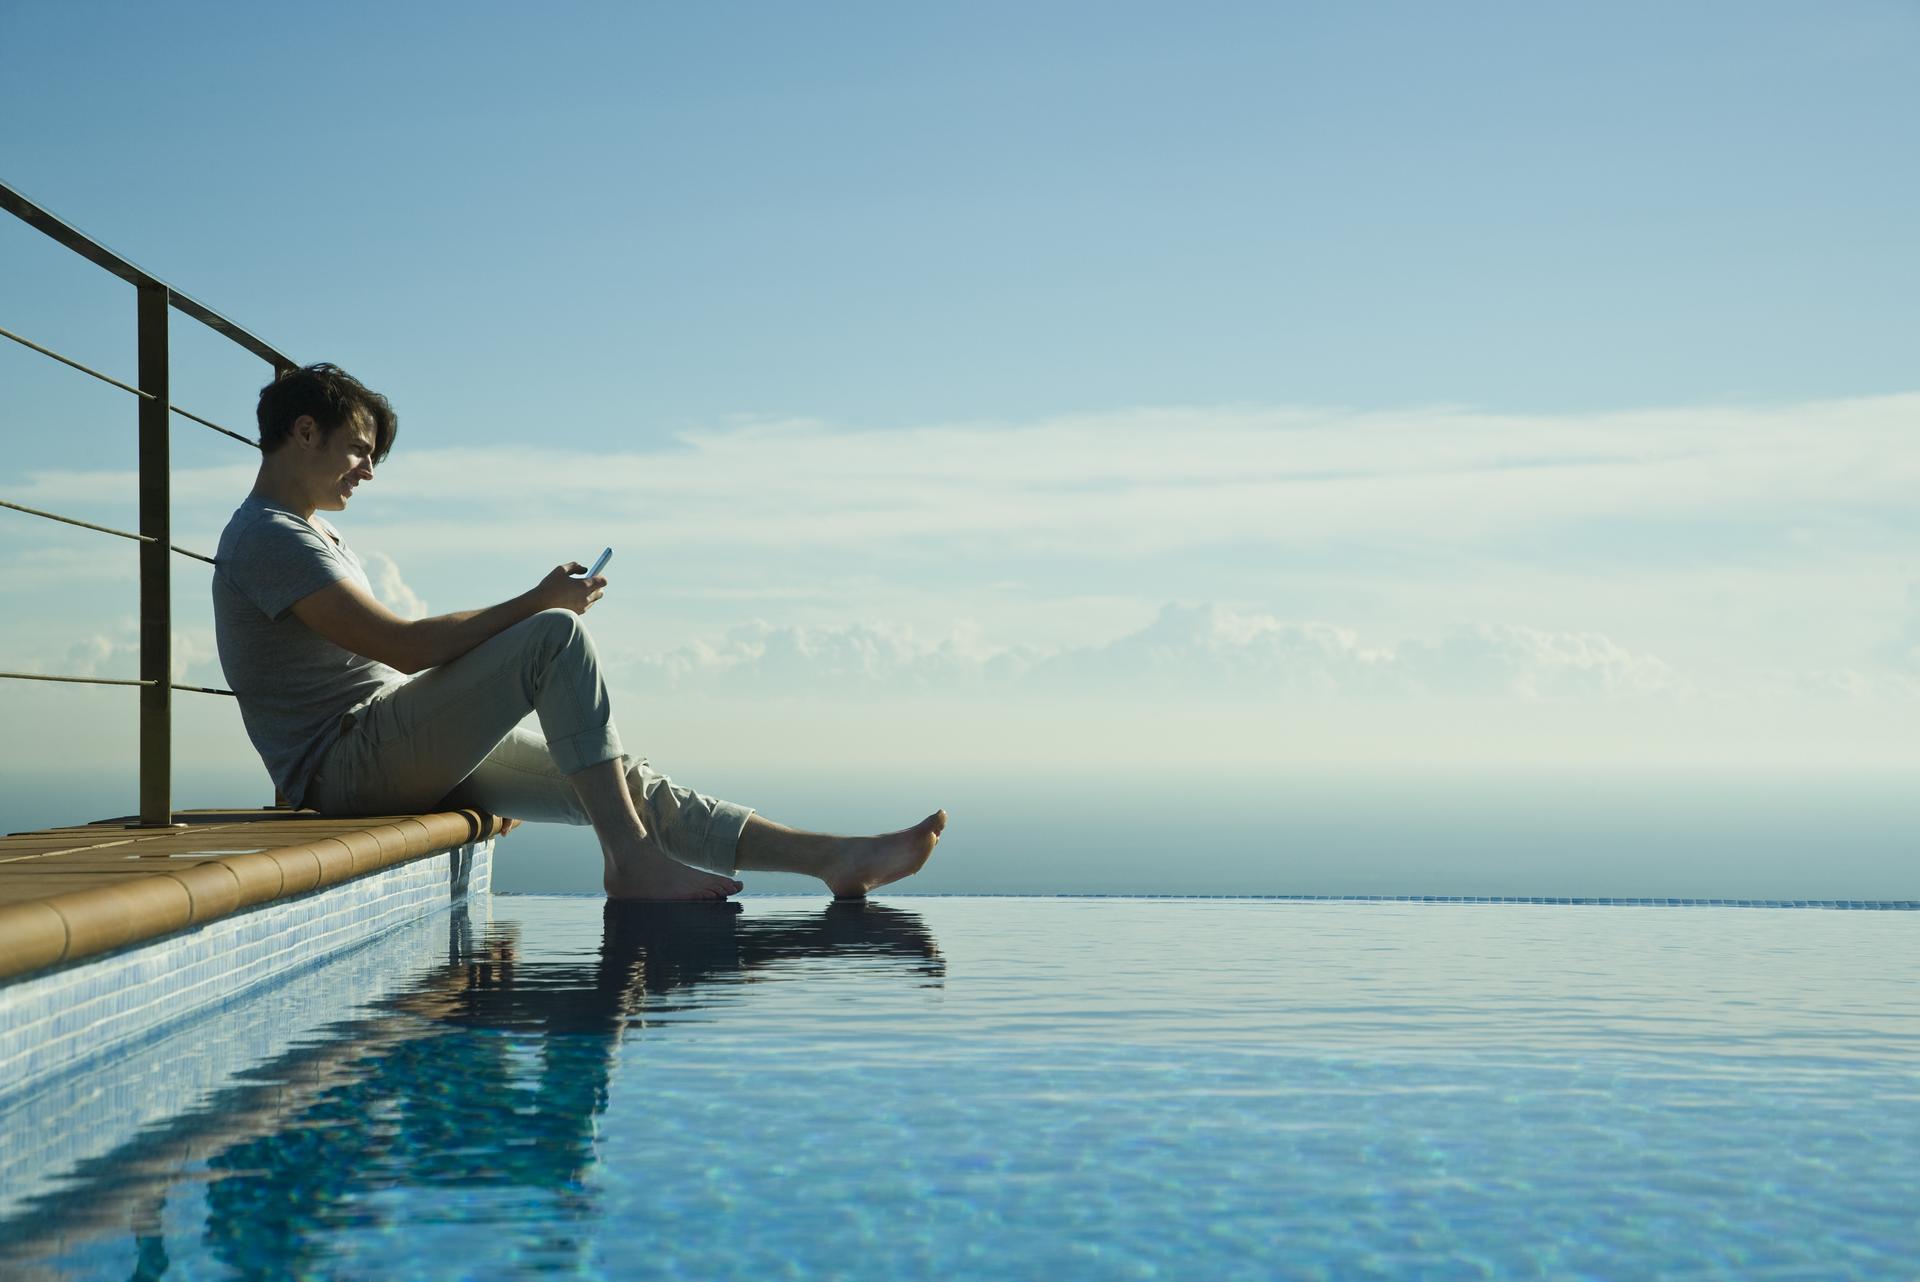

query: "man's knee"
left=514, top=608, right=607, bottom=697
left=530, top=607, right=582, bottom=642
left=520, top=608, right=590, bottom=666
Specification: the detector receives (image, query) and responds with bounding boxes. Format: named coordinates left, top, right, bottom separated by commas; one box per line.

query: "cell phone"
left=575, top=547, right=613, bottom=579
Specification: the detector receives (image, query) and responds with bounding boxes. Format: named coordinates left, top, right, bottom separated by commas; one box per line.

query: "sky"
left=2, top=2, right=1917, bottom=876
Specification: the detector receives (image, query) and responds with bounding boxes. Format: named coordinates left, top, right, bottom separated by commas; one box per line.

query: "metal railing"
left=1, top=180, right=295, bottom=827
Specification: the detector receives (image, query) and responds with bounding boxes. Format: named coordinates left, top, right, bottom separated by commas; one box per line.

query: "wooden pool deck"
left=0, top=808, right=508, bottom=982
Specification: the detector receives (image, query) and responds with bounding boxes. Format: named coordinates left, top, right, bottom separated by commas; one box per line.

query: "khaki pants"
left=304, top=609, right=752, bottom=875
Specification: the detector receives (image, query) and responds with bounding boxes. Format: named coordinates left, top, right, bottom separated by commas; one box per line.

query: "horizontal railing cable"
left=0, top=322, right=151, bottom=400
left=0, top=496, right=152, bottom=542
left=171, top=404, right=258, bottom=448
left=170, top=682, right=236, bottom=697
left=2, top=325, right=260, bottom=450
left=0, top=671, right=235, bottom=696
left=0, top=498, right=216, bottom=564
left=0, top=672, right=149, bottom=688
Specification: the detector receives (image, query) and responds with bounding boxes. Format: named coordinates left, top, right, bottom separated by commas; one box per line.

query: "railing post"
left=137, top=283, right=173, bottom=827
left=269, top=360, right=292, bottom=809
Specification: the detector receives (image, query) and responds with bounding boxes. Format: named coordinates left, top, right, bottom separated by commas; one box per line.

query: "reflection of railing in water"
left=0, top=900, right=942, bottom=1274
left=0, top=180, right=296, bottom=826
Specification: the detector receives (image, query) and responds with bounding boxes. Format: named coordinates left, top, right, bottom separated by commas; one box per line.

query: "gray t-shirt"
left=212, top=494, right=405, bottom=805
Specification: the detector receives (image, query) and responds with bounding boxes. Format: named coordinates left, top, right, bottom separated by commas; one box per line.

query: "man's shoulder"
left=215, top=499, right=353, bottom=621
left=219, top=500, right=330, bottom=564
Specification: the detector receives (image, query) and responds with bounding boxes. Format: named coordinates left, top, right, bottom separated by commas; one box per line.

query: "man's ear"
left=290, top=414, right=321, bottom=448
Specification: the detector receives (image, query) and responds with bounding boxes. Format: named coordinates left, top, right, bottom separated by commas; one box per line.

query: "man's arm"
left=291, top=563, right=603, bottom=675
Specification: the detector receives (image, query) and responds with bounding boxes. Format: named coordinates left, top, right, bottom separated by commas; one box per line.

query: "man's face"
left=307, top=412, right=378, bottom=512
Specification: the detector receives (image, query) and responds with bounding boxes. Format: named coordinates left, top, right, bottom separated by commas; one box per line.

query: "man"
left=213, top=363, right=944, bottom=901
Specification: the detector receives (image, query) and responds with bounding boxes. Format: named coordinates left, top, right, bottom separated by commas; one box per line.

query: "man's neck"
left=249, top=465, right=317, bottom=521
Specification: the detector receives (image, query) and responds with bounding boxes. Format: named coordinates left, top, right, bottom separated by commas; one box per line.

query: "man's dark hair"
left=256, top=363, right=398, bottom=463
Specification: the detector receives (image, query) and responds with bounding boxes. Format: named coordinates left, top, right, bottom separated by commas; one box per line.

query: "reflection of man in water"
left=212, top=363, right=945, bottom=900
left=200, top=903, right=942, bottom=1273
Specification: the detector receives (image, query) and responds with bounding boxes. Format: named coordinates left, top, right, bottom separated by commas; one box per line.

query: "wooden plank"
left=0, top=808, right=504, bottom=981
left=0, top=876, right=147, bottom=890
left=0, top=827, right=227, bottom=849
left=2, top=859, right=236, bottom=872
left=0, top=879, right=151, bottom=905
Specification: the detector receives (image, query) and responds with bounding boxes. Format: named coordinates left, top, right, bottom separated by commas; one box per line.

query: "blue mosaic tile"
left=0, top=839, right=492, bottom=1102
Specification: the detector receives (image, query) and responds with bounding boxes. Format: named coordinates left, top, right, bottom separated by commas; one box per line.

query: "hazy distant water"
left=2, top=766, right=1912, bottom=900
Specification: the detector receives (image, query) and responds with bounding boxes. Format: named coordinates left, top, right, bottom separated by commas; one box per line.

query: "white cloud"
left=9, top=463, right=255, bottom=510
left=1034, top=605, right=1393, bottom=697
left=61, top=634, right=117, bottom=679
left=613, top=603, right=1691, bottom=703
left=1394, top=623, right=1689, bottom=700
left=1793, top=668, right=1878, bottom=700
left=364, top=551, right=428, bottom=620
left=618, top=618, right=1042, bottom=694
left=1750, top=662, right=1920, bottom=703
left=6, top=393, right=1914, bottom=716
left=1881, top=582, right=1920, bottom=672
left=26, top=392, right=1911, bottom=566
left=58, top=624, right=218, bottom=684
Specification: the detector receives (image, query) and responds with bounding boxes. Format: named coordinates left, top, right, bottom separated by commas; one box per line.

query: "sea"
left=2, top=764, right=1912, bottom=901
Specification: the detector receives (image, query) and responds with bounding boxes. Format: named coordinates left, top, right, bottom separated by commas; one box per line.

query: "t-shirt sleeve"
left=222, top=512, right=351, bottom=621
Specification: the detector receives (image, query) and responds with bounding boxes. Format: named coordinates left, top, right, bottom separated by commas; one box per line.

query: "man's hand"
left=534, top=564, right=606, bottom=615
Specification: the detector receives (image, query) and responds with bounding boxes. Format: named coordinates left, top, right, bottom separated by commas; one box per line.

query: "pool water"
left=3, top=896, right=1916, bottom=1279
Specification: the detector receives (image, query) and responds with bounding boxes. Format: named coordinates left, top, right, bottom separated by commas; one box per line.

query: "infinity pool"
left=2, top=896, right=1916, bottom=1279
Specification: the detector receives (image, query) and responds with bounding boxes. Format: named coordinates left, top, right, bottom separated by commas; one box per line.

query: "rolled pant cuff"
left=546, top=723, right=625, bottom=777
left=697, top=801, right=756, bottom=876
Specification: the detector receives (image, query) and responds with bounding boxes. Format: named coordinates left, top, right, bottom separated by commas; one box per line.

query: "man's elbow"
left=370, top=623, right=431, bottom=675
left=357, top=644, right=422, bottom=676
left=388, top=639, right=435, bottom=676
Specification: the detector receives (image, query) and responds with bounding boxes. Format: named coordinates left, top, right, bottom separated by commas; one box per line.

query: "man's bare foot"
left=604, top=845, right=742, bottom=901
left=822, top=810, right=947, bottom=900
